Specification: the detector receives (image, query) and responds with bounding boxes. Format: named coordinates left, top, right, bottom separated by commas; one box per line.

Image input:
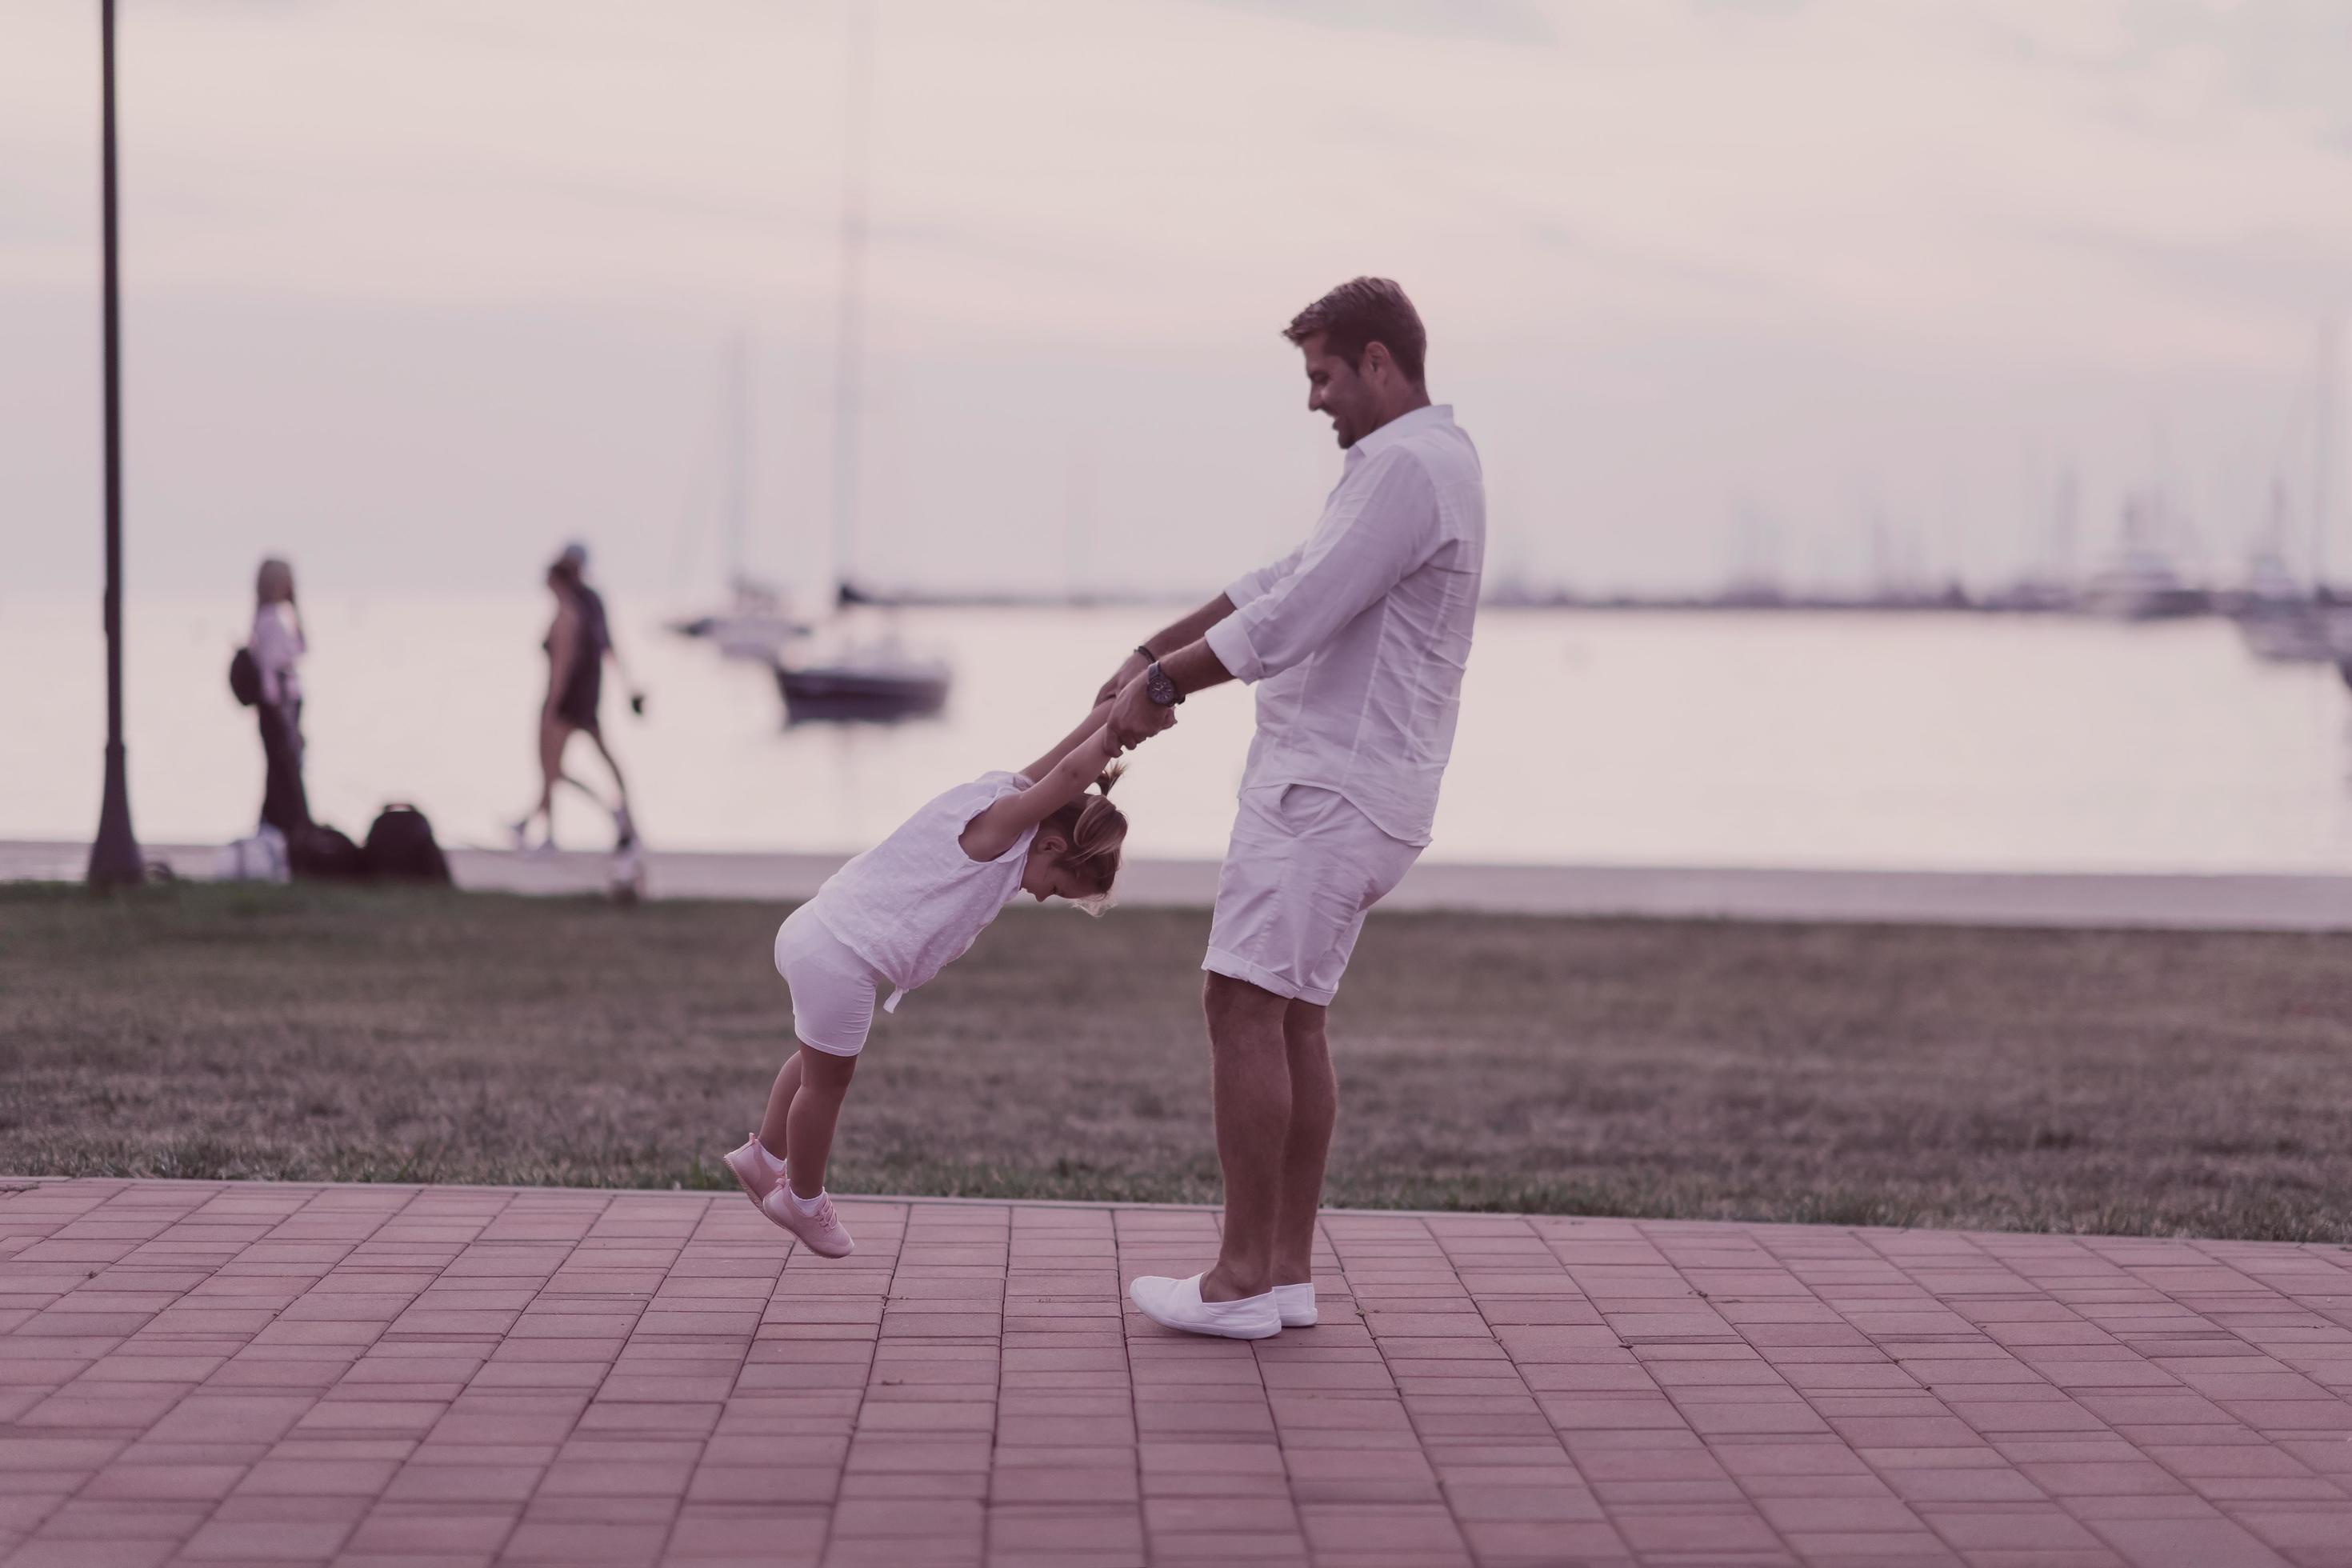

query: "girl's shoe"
left=1274, top=1282, right=1318, bottom=1328
left=762, top=1185, right=855, bottom=1258
left=722, top=1138, right=783, bottom=1207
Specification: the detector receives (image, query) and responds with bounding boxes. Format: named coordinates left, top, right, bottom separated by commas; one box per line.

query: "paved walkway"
left=17, top=840, right=2352, bottom=931
left=4, top=1182, right=2351, bottom=1568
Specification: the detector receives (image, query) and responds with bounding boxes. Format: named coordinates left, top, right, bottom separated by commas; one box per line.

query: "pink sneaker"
left=722, top=1137, right=784, bottom=1207
left=761, top=1185, right=854, bottom=1258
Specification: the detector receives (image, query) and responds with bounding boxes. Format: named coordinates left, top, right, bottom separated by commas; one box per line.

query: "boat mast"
left=725, top=329, right=750, bottom=592
left=2318, top=318, right=2340, bottom=595
left=828, top=1, right=874, bottom=601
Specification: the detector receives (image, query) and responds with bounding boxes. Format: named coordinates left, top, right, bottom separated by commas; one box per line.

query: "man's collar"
left=1348, top=402, right=1451, bottom=461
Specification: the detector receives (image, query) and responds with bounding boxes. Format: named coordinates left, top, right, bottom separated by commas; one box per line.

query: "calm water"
left=11, top=595, right=2352, bottom=874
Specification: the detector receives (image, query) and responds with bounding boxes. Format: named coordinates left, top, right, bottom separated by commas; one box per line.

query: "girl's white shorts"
left=773, top=904, right=887, bottom=1057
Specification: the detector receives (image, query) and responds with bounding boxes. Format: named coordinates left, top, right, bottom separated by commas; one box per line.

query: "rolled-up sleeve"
left=1222, top=543, right=1305, bottom=615
left=1203, top=453, right=1438, bottom=685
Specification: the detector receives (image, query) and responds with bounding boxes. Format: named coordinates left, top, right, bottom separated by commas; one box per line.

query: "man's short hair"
left=1282, top=278, right=1426, bottom=386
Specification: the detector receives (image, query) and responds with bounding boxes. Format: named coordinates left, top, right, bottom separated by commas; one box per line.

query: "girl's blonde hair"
left=1041, top=762, right=1128, bottom=898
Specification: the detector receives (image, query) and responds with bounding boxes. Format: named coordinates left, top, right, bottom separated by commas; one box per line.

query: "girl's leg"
left=757, top=1050, right=805, bottom=1164
left=782, top=1045, right=858, bottom=1197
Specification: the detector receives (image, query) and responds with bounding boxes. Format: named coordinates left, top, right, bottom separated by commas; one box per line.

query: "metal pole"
left=88, top=0, right=142, bottom=888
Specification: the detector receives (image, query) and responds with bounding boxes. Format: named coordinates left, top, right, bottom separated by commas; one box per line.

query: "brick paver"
left=3, top=1181, right=2350, bottom=1567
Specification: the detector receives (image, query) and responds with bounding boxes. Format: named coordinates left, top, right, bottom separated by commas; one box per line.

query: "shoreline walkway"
left=5, top=1180, right=2350, bottom=1566
left=11, top=839, right=2352, bottom=932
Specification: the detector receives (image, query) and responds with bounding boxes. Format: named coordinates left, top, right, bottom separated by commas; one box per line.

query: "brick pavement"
left=2, top=1179, right=2350, bottom=1567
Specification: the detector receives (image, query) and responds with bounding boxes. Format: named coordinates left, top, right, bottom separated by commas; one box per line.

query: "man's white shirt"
left=1203, top=402, right=1486, bottom=847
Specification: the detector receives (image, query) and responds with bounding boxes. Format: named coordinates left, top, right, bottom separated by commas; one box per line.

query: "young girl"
left=721, top=701, right=1158, bottom=1255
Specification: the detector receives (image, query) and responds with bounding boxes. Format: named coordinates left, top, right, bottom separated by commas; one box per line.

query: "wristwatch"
left=1145, top=661, right=1183, bottom=706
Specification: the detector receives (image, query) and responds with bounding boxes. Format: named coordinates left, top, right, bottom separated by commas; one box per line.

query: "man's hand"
left=1094, top=650, right=1150, bottom=707
left=1106, top=673, right=1176, bottom=750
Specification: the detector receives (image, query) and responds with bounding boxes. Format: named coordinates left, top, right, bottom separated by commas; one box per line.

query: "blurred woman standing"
left=250, top=557, right=311, bottom=837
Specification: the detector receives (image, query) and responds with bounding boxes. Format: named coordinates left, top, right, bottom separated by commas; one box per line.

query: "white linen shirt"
left=1202, top=403, right=1485, bottom=846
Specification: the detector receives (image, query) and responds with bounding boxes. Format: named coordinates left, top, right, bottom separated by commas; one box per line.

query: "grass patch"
left=6, top=882, right=2352, bottom=1243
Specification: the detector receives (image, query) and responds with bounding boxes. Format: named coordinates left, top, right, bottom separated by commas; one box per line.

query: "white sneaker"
left=762, top=1184, right=854, bottom=1258
left=1274, top=1282, right=1318, bottom=1328
left=1127, top=1274, right=1281, bottom=1340
left=722, top=1137, right=783, bottom=1207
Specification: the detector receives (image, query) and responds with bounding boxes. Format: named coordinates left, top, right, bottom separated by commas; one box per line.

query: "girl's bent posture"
left=722, top=702, right=1155, bottom=1255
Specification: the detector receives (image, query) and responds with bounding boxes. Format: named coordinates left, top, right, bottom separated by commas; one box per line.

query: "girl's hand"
left=1095, top=650, right=1149, bottom=706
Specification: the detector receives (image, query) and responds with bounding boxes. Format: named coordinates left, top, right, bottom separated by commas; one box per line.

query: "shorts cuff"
left=792, top=1031, right=864, bottom=1058
left=1202, top=948, right=1337, bottom=1007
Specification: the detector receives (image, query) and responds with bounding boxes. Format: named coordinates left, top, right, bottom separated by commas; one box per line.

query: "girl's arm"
left=1015, top=699, right=1114, bottom=787
left=960, top=722, right=1125, bottom=862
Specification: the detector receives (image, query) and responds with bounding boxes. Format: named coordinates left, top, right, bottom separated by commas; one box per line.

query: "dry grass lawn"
left=5, top=882, right=2350, bottom=1242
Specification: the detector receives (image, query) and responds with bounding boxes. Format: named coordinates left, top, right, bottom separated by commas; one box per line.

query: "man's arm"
left=1094, top=594, right=1238, bottom=705
left=1105, top=455, right=1438, bottom=744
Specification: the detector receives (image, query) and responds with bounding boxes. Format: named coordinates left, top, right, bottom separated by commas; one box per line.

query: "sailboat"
left=2231, top=322, right=2350, bottom=664
left=770, top=0, right=952, bottom=725
left=2080, top=491, right=2210, bottom=620
left=670, top=333, right=808, bottom=662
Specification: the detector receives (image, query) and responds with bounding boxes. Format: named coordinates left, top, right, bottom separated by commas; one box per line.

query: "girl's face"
left=1020, top=834, right=1092, bottom=903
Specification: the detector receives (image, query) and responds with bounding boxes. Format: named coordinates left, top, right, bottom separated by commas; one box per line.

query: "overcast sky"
left=5, top=0, right=2350, bottom=603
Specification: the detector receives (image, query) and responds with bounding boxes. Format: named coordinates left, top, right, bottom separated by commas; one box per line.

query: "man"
left=1101, top=278, right=1486, bottom=1338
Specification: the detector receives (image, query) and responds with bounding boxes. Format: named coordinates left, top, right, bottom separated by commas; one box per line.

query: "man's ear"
left=1362, top=340, right=1393, bottom=383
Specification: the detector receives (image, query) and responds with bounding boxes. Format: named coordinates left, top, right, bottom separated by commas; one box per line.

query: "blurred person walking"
left=513, top=542, right=644, bottom=854
left=248, top=557, right=311, bottom=838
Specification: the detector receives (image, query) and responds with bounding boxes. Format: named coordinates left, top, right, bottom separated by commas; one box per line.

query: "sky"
left=4, top=0, right=2351, bottom=605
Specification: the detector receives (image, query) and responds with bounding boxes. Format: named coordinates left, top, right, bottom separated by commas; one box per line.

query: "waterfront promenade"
left=5, top=1179, right=2351, bottom=1566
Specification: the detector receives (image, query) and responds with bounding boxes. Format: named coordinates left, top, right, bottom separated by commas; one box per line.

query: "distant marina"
left=18, top=594, right=2352, bottom=876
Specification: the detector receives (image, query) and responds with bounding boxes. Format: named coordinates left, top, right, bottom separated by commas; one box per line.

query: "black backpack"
left=364, top=804, right=451, bottom=884
left=229, top=646, right=262, bottom=706
left=287, top=822, right=369, bottom=881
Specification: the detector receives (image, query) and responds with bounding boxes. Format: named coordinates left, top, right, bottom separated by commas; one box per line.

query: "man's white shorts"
left=1204, top=784, right=1421, bottom=1006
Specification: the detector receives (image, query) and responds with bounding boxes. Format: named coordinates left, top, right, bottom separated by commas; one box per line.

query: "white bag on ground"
left=216, top=825, right=290, bottom=882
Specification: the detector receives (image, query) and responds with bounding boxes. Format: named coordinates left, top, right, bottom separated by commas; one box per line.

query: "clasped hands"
left=1094, top=650, right=1178, bottom=753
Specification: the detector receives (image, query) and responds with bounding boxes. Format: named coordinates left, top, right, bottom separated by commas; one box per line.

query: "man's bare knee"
left=1204, top=972, right=1288, bottom=1042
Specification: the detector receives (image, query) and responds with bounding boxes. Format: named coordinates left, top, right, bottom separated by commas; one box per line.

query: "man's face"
left=1298, top=332, right=1377, bottom=450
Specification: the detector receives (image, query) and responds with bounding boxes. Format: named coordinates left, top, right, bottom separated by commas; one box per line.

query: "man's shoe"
left=722, top=1137, right=782, bottom=1207
left=1127, top=1274, right=1281, bottom=1340
left=1274, top=1282, right=1318, bottom=1328
left=762, top=1185, right=855, bottom=1258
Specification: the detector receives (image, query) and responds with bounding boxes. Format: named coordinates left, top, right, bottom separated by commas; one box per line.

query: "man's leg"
left=1272, top=999, right=1334, bottom=1289
left=1199, top=973, right=1294, bottom=1303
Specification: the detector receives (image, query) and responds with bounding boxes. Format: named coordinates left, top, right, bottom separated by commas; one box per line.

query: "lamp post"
left=87, top=0, right=142, bottom=888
